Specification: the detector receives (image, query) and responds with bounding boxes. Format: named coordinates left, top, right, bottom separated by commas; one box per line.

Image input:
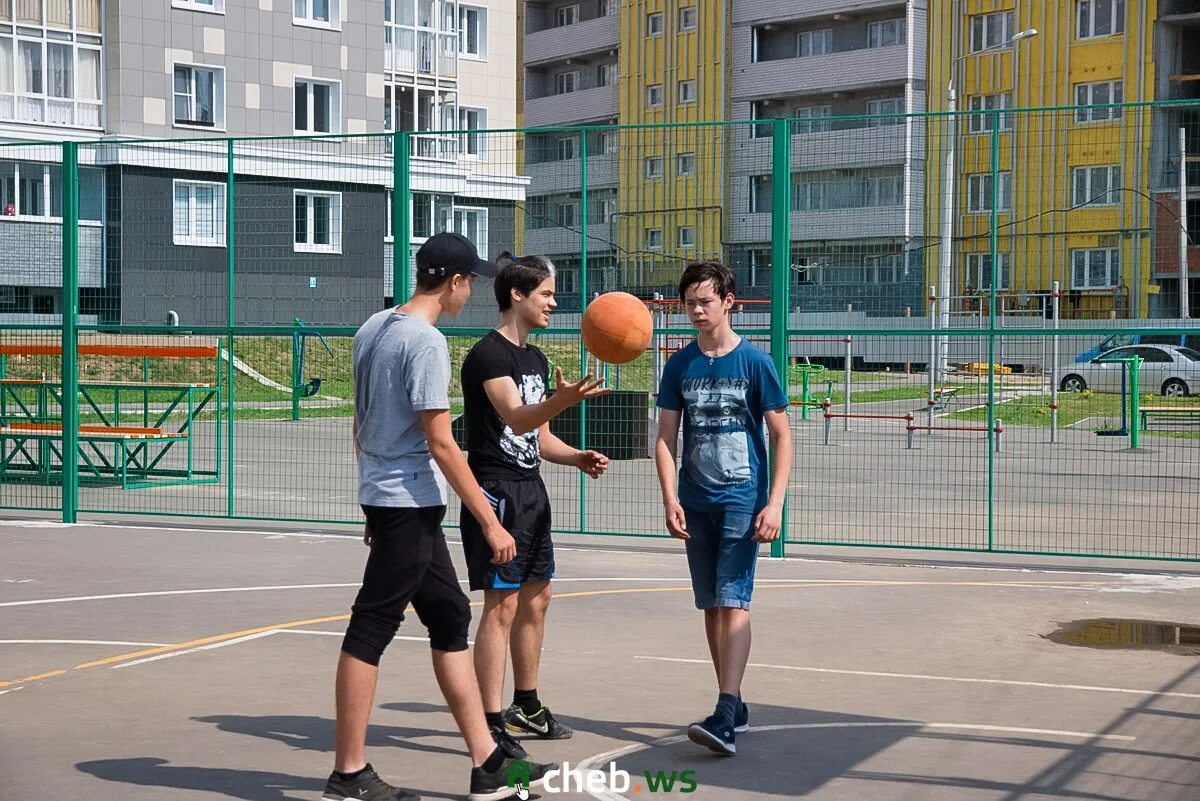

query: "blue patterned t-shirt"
left=656, top=339, right=788, bottom=513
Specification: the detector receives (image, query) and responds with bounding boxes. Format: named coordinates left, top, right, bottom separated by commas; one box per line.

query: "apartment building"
left=0, top=0, right=521, bottom=325
left=927, top=0, right=1196, bottom=319
left=727, top=0, right=927, bottom=314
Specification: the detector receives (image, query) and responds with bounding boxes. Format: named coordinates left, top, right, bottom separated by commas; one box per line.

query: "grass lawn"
left=950, top=390, right=1200, bottom=439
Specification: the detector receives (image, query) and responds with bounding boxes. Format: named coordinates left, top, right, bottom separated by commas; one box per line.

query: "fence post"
left=393, top=131, right=411, bottom=304
left=769, top=118, right=792, bottom=558
left=578, top=128, right=589, bottom=535
left=985, top=109, right=1001, bottom=552
left=61, top=141, right=79, bottom=523
left=225, top=139, right=236, bottom=518
left=1050, top=281, right=1060, bottom=443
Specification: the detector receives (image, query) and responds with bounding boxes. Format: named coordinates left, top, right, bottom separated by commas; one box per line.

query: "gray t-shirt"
left=353, top=309, right=450, bottom=508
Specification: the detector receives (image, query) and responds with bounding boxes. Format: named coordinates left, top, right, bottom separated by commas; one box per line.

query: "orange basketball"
left=581, top=291, right=653, bottom=365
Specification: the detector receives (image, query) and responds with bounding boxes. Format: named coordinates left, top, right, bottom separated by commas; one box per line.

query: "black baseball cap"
left=415, top=231, right=498, bottom=278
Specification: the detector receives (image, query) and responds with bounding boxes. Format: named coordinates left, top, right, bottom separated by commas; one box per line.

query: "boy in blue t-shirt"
left=654, top=260, right=791, bottom=756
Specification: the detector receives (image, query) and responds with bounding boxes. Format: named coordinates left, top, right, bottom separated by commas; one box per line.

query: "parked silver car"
left=1059, top=345, right=1200, bottom=397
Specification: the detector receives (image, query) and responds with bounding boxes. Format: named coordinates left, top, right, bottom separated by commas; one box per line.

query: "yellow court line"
left=1, top=578, right=1124, bottom=691
left=0, top=669, right=66, bottom=688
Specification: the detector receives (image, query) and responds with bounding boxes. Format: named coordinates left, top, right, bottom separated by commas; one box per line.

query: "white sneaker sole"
left=467, top=787, right=518, bottom=801
left=734, top=722, right=750, bottom=733
left=687, top=723, right=736, bottom=755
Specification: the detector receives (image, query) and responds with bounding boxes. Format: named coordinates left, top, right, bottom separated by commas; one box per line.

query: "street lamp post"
left=938, top=27, right=1038, bottom=381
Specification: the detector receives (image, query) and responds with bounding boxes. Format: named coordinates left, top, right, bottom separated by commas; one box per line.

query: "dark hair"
left=494, top=253, right=555, bottom=311
left=678, top=260, right=735, bottom=301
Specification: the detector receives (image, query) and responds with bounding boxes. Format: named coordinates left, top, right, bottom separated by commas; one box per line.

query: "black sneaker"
left=321, top=763, right=420, bottom=800
left=490, top=723, right=528, bottom=759
left=468, top=756, right=552, bottom=801
left=687, top=714, right=736, bottom=755
left=504, top=703, right=574, bottom=740
left=734, top=700, right=750, bottom=733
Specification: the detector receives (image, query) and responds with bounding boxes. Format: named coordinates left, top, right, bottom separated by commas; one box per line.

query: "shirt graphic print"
left=682, top=376, right=752, bottom=487
left=501, top=371, right=545, bottom=470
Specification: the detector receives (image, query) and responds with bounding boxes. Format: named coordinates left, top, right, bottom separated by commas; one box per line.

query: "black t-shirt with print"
left=461, top=329, right=550, bottom=481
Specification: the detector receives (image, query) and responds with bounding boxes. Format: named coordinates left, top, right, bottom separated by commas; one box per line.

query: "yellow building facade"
left=927, top=0, right=1156, bottom=318
left=617, top=0, right=727, bottom=289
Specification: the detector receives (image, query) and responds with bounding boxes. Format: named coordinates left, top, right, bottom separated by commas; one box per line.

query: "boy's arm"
left=540, top=423, right=608, bottom=477
left=420, top=409, right=516, bottom=564
left=482, top=366, right=609, bottom=435
left=752, top=408, right=792, bottom=543
left=654, top=409, right=689, bottom=539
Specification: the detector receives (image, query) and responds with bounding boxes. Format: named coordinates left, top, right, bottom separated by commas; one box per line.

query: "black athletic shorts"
left=460, top=475, right=554, bottom=591
left=340, top=504, right=472, bottom=664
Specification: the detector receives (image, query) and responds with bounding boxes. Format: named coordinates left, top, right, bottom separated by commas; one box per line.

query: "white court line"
left=0, top=639, right=171, bottom=647
left=111, top=631, right=277, bottom=670
left=0, top=576, right=1125, bottom=610
left=8, top=520, right=1200, bottom=585
left=575, top=722, right=1134, bottom=801
left=276, top=630, right=477, bottom=647
left=636, top=655, right=1200, bottom=701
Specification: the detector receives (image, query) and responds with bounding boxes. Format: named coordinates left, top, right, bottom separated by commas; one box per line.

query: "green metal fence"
left=1, top=101, right=1199, bottom=561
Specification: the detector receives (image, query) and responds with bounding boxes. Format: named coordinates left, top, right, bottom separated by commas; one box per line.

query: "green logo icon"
left=504, top=759, right=532, bottom=789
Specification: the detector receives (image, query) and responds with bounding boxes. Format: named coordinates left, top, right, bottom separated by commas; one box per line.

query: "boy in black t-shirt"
left=460, top=254, right=610, bottom=751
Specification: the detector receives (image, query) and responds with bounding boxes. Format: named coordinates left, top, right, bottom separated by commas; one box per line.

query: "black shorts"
left=461, top=475, right=554, bottom=591
left=340, top=504, right=472, bottom=664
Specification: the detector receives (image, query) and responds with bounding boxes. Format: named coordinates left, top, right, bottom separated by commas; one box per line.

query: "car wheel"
left=1162, top=379, right=1189, bottom=398
left=1060, top=375, right=1087, bottom=392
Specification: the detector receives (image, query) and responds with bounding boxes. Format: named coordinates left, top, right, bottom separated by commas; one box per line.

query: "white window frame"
left=556, top=136, right=578, bottom=161
left=797, top=28, right=833, bottom=57
left=750, top=175, right=772, bottom=213
left=644, top=156, right=663, bottom=179
left=599, top=0, right=618, bottom=17
left=1071, top=248, right=1121, bottom=289
left=646, top=84, right=663, bottom=107
left=645, top=228, right=663, bottom=250
left=647, top=11, right=664, bottom=36
left=1078, top=0, right=1125, bottom=39
left=679, top=6, right=697, bottom=31
left=678, top=79, right=696, bottom=104
left=969, top=11, right=1012, bottom=53
left=866, top=97, right=904, bottom=127
left=453, top=205, right=488, bottom=249
left=172, top=180, right=227, bottom=247
left=555, top=70, right=579, bottom=95
left=294, top=77, right=342, bottom=134
left=678, top=226, right=695, bottom=249
left=555, top=4, right=578, bottom=27
left=965, top=252, right=1011, bottom=290
left=868, top=19, right=905, bottom=49
left=556, top=201, right=578, bottom=228
left=173, top=0, right=225, bottom=13
left=294, top=190, right=343, bottom=254
left=1075, top=80, right=1123, bottom=123
left=677, top=152, right=696, bottom=177
left=1072, top=165, right=1121, bottom=206
left=459, top=4, right=487, bottom=59
left=459, top=106, right=486, bottom=158
left=967, top=93, right=1013, bottom=133
left=597, top=62, right=616, bottom=87
left=967, top=172, right=1013, bottom=213
left=598, top=197, right=617, bottom=223
left=293, top=0, right=341, bottom=30
left=792, top=105, right=832, bottom=134
left=172, top=62, right=226, bottom=130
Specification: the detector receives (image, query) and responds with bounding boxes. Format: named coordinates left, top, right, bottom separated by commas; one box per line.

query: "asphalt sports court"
left=3, top=516, right=1200, bottom=800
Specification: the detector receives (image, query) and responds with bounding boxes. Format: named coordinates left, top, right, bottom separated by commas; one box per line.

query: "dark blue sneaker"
left=734, top=700, right=749, bottom=733
left=321, top=763, right=420, bottom=800
left=687, top=714, right=736, bottom=755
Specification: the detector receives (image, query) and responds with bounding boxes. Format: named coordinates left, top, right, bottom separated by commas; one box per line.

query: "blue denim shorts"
left=683, top=507, right=760, bottom=610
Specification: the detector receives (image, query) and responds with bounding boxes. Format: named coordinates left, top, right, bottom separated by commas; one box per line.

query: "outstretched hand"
left=554, top=365, right=611, bottom=405
left=576, top=449, right=609, bottom=478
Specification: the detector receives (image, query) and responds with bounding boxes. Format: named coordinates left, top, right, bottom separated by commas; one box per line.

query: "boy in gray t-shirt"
left=324, top=232, right=549, bottom=801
